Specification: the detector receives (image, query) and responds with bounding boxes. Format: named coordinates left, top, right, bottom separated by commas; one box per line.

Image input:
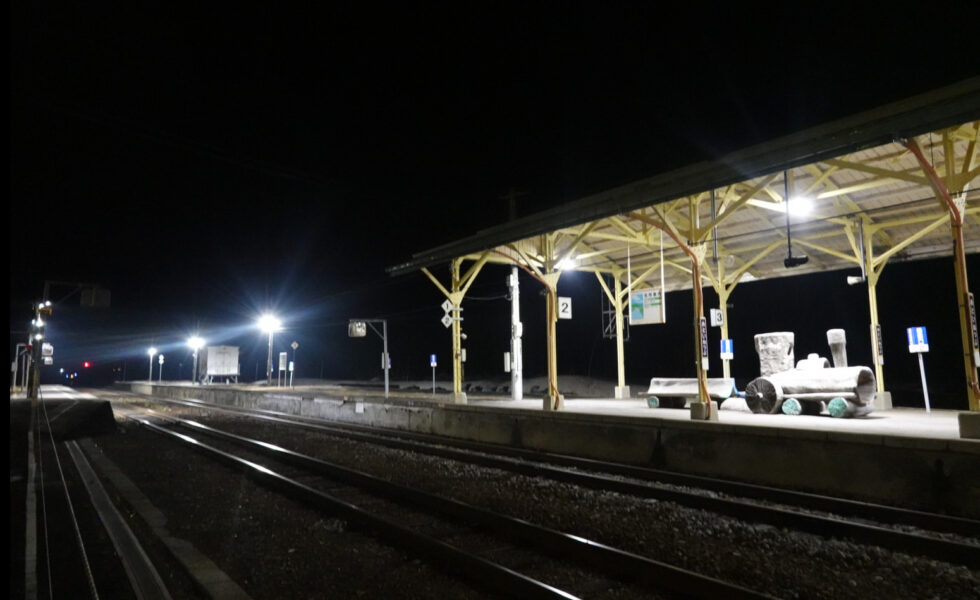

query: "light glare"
left=257, top=314, right=282, bottom=333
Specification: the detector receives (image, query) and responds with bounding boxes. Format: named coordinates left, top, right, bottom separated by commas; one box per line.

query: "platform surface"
left=467, top=397, right=966, bottom=440
left=131, top=379, right=975, bottom=442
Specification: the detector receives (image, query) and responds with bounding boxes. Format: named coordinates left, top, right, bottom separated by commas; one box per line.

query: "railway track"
left=22, top=393, right=178, bottom=600
left=107, top=389, right=980, bottom=570
left=118, top=403, right=773, bottom=599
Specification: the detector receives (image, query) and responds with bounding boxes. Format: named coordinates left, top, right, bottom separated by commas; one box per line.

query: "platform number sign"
left=558, top=296, right=572, bottom=319
left=906, top=327, right=929, bottom=353
left=699, top=317, right=709, bottom=370
left=720, top=339, right=734, bottom=360
left=873, top=324, right=885, bottom=365
left=969, top=293, right=980, bottom=362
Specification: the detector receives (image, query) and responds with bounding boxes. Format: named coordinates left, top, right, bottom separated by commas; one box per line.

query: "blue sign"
left=430, top=354, right=437, bottom=367
left=720, top=339, right=734, bottom=360
left=906, top=326, right=929, bottom=353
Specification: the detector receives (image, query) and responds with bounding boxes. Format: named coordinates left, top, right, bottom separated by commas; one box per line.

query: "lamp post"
left=147, top=347, right=158, bottom=382
left=258, top=314, right=282, bottom=385
left=188, top=336, right=205, bottom=385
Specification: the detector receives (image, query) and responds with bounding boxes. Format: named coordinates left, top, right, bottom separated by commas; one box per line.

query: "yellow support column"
left=718, top=286, right=731, bottom=380
left=862, top=219, right=888, bottom=407
left=712, top=256, right=732, bottom=380
left=541, top=271, right=562, bottom=410
left=421, top=254, right=490, bottom=405
left=614, top=275, right=629, bottom=397
left=595, top=270, right=630, bottom=398
left=541, top=234, right=563, bottom=410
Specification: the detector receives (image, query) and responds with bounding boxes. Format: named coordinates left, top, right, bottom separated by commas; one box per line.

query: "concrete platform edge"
left=123, top=383, right=980, bottom=519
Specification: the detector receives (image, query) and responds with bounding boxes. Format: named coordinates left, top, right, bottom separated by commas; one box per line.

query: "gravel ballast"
left=93, top=402, right=979, bottom=599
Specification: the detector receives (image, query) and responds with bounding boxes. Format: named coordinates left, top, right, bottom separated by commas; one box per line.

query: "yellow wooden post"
left=449, top=260, right=464, bottom=401
left=863, top=219, right=886, bottom=395
left=718, top=289, right=731, bottom=380
left=689, top=197, right=710, bottom=408
left=714, top=256, right=732, bottom=380
left=614, top=275, right=627, bottom=393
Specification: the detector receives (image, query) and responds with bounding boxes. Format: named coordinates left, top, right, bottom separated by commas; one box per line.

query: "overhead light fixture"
left=846, top=275, right=866, bottom=285
left=784, top=255, right=809, bottom=268
left=786, top=196, right=813, bottom=216
left=257, top=314, right=282, bottom=333
left=556, top=257, right=578, bottom=270
left=783, top=171, right=808, bottom=269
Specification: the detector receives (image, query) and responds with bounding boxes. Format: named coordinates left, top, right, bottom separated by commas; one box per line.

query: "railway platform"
left=119, top=380, right=980, bottom=519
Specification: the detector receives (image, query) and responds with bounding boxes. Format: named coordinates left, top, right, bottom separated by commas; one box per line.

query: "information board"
left=629, top=289, right=665, bottom=325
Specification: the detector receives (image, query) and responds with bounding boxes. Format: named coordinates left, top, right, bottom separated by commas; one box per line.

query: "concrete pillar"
left=509, top=267, right=523, bottom=402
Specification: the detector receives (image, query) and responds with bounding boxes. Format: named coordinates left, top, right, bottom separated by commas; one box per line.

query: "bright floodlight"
left=148, top=347, right=158, bottom=357
left=556, top=256, right=578, bottom=270
left=188, top=336, right=205, bottom=350
left=257, top=314, right=282, bottom=333
left=786, top=196, right=813, bottom=217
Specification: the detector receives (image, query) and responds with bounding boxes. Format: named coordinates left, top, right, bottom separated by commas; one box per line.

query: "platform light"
left=785, top=196, right=813, bottom=216
left=257, top=314, right=282, bottom=385
left=147, top=347, right=158, bottom=382
left=556, top=256, right=578, bottom=270
left=188, top=336, right=205, bottom=384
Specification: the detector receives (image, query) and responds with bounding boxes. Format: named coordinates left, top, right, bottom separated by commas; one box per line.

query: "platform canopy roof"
left=389, top=77, right=980, bottom=292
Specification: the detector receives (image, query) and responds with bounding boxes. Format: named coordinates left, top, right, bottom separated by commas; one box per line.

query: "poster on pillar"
left=629, top=289, right=665, bottom=325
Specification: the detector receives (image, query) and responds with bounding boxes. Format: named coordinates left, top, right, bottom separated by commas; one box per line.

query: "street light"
left=257, top=314, right=282, bottom=385
left=188, top=336, right=205, bottom=385
left=147, top=347, right=158, bottom=382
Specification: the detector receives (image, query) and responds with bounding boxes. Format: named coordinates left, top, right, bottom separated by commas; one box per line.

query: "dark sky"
left=10, top=4, right=980, bottom=403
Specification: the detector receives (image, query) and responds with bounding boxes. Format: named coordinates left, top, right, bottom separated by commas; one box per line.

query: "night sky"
left=10, top=4, right=980, bottom=406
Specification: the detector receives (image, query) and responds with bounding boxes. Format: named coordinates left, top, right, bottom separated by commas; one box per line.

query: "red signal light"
left=83, top=361, right=92, bottom=368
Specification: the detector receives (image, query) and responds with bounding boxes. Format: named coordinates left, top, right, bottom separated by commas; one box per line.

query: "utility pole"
left=500, top=188, right=527, bottom=222
left=27, top=301, right=53, bottom=405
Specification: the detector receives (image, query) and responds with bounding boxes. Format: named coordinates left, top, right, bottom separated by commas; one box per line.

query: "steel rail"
left=118, top=391, right=980, bottom=539
left=125, top=414, right=580, bottom=600
left=64, top=440, right=173, bottom=600
left=131, top=409, right=774, bottom=600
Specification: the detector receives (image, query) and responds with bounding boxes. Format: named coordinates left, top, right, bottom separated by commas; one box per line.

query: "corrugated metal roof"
left=389, top=77, right=980, bottom=282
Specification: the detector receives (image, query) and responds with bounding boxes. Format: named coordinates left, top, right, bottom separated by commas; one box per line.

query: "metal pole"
left=509, top=267, right=523, bottom=401
left=382, top=320, right=389, bottom=399
left=266, top=331, right=274, bottom=385
left=148, top=355, right=153, bottom=382
left=918, top=353, right=931, bottom=413
left=191, top=350, right=198, bottom=384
